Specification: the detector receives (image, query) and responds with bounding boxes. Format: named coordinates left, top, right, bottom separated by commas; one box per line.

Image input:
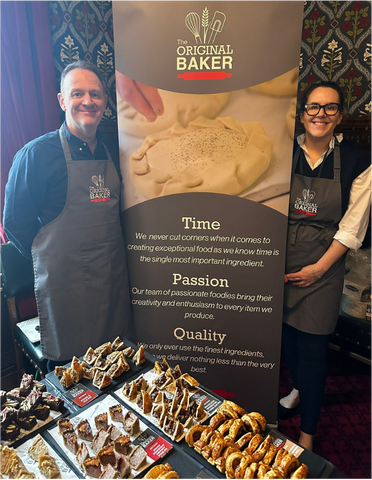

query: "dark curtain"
left=1, top=1, right=61, bottom=225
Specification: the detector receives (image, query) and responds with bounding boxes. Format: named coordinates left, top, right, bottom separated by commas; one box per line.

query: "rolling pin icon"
left=208, top=11, right=226, bottom=44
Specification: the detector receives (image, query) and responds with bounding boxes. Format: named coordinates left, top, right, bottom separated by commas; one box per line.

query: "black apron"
left=283, top=142, right=345, bottom=335
left=32, top=126, right=130, bottom=360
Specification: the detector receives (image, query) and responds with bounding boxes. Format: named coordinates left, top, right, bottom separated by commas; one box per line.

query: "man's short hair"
left=60, top=60, right=105, bottom=92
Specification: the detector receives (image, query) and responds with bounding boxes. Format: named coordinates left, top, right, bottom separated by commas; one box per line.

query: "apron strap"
left=294, top=138, right=341, bottom=180
left=59, top=125, right=112, bottom=164
left=59, top=125, right=73, bottom=163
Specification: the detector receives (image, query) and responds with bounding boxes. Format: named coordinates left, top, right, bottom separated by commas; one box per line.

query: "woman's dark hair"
left=60, top=60, right=105, bottom=92
left=300, top=81, right=344, bottom=114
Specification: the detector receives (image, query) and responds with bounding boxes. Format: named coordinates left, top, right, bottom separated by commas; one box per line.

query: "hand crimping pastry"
left=118, top=89, right=229, bottom=137
left=129, top=116, right=273, bottom=199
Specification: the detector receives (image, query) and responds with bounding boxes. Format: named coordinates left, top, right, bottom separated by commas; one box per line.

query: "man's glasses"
left=304, top=103, right=341, bottom=116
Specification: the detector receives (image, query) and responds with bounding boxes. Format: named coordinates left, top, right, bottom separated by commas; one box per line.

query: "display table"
left=2, top=339, right=342, bottom=479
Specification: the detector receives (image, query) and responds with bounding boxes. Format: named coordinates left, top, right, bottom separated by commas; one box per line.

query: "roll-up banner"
left=113, top=1, right=303, bottom=424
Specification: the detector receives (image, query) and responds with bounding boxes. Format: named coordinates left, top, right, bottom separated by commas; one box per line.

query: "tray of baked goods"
left=46, top=337, right=151, bottom=397
left=112, top=357, right=223, bottom=444
left=1, top=434, right=79, bottom=479
left=0, top=374, right=67, bottom=447
left=183, top=400, right=325, bottom=479
left=45, top=394, right=173, bottom=478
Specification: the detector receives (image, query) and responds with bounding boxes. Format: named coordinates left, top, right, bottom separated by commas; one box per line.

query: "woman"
left=280, top=81, right=371, bottom=450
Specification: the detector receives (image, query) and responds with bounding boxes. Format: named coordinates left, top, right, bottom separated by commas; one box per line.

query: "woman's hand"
left=285, top=264, right=322, bottom=287
left=116, top=71, right=164, bottom=122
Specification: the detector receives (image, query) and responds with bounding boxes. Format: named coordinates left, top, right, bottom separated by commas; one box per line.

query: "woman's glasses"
left=304, top=103, right=341, bottom=116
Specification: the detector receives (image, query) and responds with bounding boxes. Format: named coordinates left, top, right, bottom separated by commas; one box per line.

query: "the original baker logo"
left=89, top=174, right=110, bottom=202
left=177, top=7, right=233, bottom=80
left=294, top=189, right=318, bottom=216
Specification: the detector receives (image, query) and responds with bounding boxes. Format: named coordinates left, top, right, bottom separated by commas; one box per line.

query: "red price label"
left=73, top=389, right=97, bottom=407
left=145, top=437, right=172, bottom=461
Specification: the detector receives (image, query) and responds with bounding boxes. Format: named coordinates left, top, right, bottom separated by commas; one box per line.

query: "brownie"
left=32, top=380, right=47, bottom=392
left=25, top=390, right=42, bottom=409
left=2, top=422, right=20, bottom=441
left=0, top=390, right=6, bottom=407
left=41, top=394, right=64, bottom=411
left=33, top=404, right=50, bottom=421
left=6, top=388, right=24, bottom=403
left=2, top=399, right=21, bottom=410
left=16, top=415, right=37, bottom=430
left=1, top=407, right=18, bottom=428
left=19, top=373, right=34, bottom=395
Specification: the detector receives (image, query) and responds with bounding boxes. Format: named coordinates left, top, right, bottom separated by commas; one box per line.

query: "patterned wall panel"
left=48, top=1, right=371, bottom=121
left=48, top=1, right=117, bottom=123
left=299, top=1, right=371, bottom=117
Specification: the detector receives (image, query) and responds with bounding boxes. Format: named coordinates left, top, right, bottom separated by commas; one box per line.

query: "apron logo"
left=294, top=189, right=318, bottom=216
left=90, top=175, right=110, bottom=202
left=176, top=8, right=233, bottom=80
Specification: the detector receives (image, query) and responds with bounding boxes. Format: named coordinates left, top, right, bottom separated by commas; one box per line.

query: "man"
left=4, top=61, right=131, bottom=370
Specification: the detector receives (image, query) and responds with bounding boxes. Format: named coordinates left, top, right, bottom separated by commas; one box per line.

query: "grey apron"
left=32, top=126, right=130, bottom=360
left=283, top=142, right=345, bottom=335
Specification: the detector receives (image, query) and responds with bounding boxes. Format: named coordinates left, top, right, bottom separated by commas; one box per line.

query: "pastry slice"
left=122, top=346, right=135, bottom=357
left=94, top=412, right=108, bottom=431
left=0, top=445, right=17, bottom=474
left=123, top=410, right=140, bottom=436
left=99, top=463, right=120, bottom=479
left=92, top=370, right=112, bottom=390
left=107, top=424, right=122, bottom=441
left=135, top=375, right=148, bottom=391
left=153, top=372, right=172, bottom=390
left=97, top=444, right=116, bottom=466
left=76, top=441, right=90, bottom=465
left=113, top=435, right=131, bottom=455
left=83, top=457, right=102, bottom=478
left=108, top=404, right=123, bottom=423
left=132, top=346, right=146, bottom=366
left=128, top=445, right=147, bottom=470
left=59, top=369, right=74, bottom=389
left=28, top=434, right=49, bottom=461
left=76, top=419, right=94, bottom=441
left=57, top=417, right=73, bottom=434
left=94, top=342, right=112, bottom=356
left=34, top=404, right=50, bottom=421
left=70, top=356, right=85, bottom=382
left=83, top=347, right=97, bottom=365
left=62, top=430, right=79, bottom=454
left=154, top=358, right=170, bottom=374
left=94, top=355, right=111, bottom=371
left=116, top=455, right=131, bottom=478
left=147, top=386, right=162, bottom=403
left=38, top=455, right=61, bottom=479
left=122, top=380, right=138, bottom=401
left=91, top=429, right=111, bottom=454
left=54, top=366, right=67, bottom=377
left=136, top=390, right=152, bottom=414
left=84, top=367, right=96, bottom=380
left=111, top=336, right=125, bottom=351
